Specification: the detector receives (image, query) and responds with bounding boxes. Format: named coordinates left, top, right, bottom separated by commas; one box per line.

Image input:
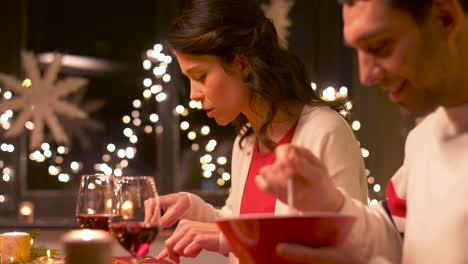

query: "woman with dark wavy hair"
left=149, top=0, right=368, bottom=262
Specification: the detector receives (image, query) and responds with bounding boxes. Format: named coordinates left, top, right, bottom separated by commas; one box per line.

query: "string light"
left=70, top=162, right=79, bottom=171
left=180, top=121, right=189, bottom=131
left=373, top=184, right=381, bottom=193
left=133, top=100, right=142, bottom=109
left=191, top=144, right=200, bottom=151
left=187, top=131, right=197, bottom=140
left=155, top=92, right=167, bottom=102
left=58, top=173, right=70, bottom=183
left=2, top=174, right=10, bottom=182
left=339, top=86, right=348, bottom=97
left=175, top=105, right=185, bottom=115
left=322, top=87, right=337, bottom=101
left=162, top=74, right=171, bottom=82
left=311, top=82, right=317, bottom=91
left=150, top=114, right=159, bottom=123
left=131, top=110, right=140, bottom=119
left=217, top=178, right=225, bottom=186
left=222, top=172, right=231, bottom=181
left=143, top=89, right=152, bottom=98
left=153, top=44, right=163, bottom=53
left=361, top=148, right=370, bottom=158
left=48, top=166, right=60, bottom=176
left=57, top=146, right=66, bottom=154
left=189, top=100, right=198, bottom=109
left=352, top=121, right=361, bottom=131
left=129, top=135, right=138, bottom=144
left=132, top=119, right=141, bottom=127
left=201, top=126, right=210, bottom=135
left=217, top=157, right=227, bottom=165
left=123, top=128, right=133, bottom=137
left=203, top=171, right=212, bottom=178
left=151, top=85, right=162, bottom=94
left=144, top=125, right=153, bottom=134
left=114, top=168, right=123, bottom=176
left=143, top=60, right=152, bottom=70
left=25, top=121, right=35, bottom=130
left=3, top=91, right=12, bottom=100
left=102, top=154, right=111, bottom=163
left=122, top=116, right=131, bottom=124
left=107, top=144, right=116, bottom=152
left=143, top=78, right=152, bottom=87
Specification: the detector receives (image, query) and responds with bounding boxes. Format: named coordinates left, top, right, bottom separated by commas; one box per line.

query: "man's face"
left=343, top=0, right=450, bottom=112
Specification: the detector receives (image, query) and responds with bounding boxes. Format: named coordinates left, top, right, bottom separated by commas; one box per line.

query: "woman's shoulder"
left=299, top=105, right=350, bottom=133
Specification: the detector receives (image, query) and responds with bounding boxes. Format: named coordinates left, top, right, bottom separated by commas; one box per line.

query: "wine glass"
left=109, top=176, right=161, bottom=262
left=76, top=174, right=117, bottom=231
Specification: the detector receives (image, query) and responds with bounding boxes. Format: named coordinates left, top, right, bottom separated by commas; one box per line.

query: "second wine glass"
left=76, top=174, right=117, bottom=231
left=109, top=176, right=161, bottom=262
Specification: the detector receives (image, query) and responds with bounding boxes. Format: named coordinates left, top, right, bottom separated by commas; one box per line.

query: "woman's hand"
left=156, top=220, right=221, bottom=263
left=144, top=192, right=191, bottom=229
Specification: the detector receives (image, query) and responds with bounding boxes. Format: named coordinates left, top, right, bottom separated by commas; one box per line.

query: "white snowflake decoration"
left=0, top=50, right=88, bottom=150
left=261, top=0, right=295, bottom=48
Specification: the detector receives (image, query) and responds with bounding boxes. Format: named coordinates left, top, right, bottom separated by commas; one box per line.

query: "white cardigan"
left=181, top=106, right=368, bottom=262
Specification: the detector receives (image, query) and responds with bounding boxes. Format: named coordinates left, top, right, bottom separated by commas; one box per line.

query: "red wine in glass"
left=76, top=174, right=116, bottom=231
left=110, top=176, right=161, bottom=262
left=109, top=222, right=160, bottom=258
left=77, top=213, right=115, bottom=231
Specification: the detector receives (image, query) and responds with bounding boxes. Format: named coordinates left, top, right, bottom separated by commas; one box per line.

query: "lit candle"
left=47, top=249, right=52, bottom=263
left=18, top=201, right=35, bottom=223
left=32, top=250, right=65, bottom=264
left=62, top=229, right=112, bottom=264
left=121, top=200, right=134, bottom=219
left=0, top=232, right=31, bottom=262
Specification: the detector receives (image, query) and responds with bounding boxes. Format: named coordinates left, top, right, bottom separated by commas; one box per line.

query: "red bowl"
left=216, top=213, right=355, bottom=264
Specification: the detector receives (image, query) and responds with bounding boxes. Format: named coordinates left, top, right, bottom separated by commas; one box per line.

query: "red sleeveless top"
left=239, top=123, right=297, bottom=214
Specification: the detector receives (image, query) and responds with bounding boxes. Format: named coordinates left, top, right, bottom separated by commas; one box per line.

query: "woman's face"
left=174, top=52, right=250, bottom=126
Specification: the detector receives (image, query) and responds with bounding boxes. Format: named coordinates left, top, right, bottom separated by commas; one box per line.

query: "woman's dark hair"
left=339, top=0, right=468, bottom=21
left=167, top=0, right=341, bottom=150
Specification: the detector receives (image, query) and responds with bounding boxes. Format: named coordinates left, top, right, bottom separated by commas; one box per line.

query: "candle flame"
left=19, top=204, right=33, bottom=216
left=47, top=249, right=51, bottom=258
left=122, top=200, right=134, bottom=219
left=81, top=229, right=94, bottom=241
left=106, top=199, right=113, bottom=210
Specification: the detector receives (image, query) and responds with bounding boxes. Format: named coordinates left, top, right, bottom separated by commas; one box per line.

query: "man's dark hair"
left=339, top=0, right=468, bottom=21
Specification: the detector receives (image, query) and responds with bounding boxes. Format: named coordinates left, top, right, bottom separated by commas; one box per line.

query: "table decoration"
left=62, top=229, right=112, bottom=264
left=0, top=231, right=31, bottom=263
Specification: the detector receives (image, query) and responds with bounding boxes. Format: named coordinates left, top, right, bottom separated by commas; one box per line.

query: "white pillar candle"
left=62, top=229, right=112, bottom=264
left=0, top=231, right=31, bottom=263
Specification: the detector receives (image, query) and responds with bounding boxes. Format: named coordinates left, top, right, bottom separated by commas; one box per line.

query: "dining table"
left=0, top=228, right=229, bottom=264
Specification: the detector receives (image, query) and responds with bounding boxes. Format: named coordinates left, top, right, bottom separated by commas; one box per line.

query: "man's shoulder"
left=406, top=107, right=441, bottom=141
